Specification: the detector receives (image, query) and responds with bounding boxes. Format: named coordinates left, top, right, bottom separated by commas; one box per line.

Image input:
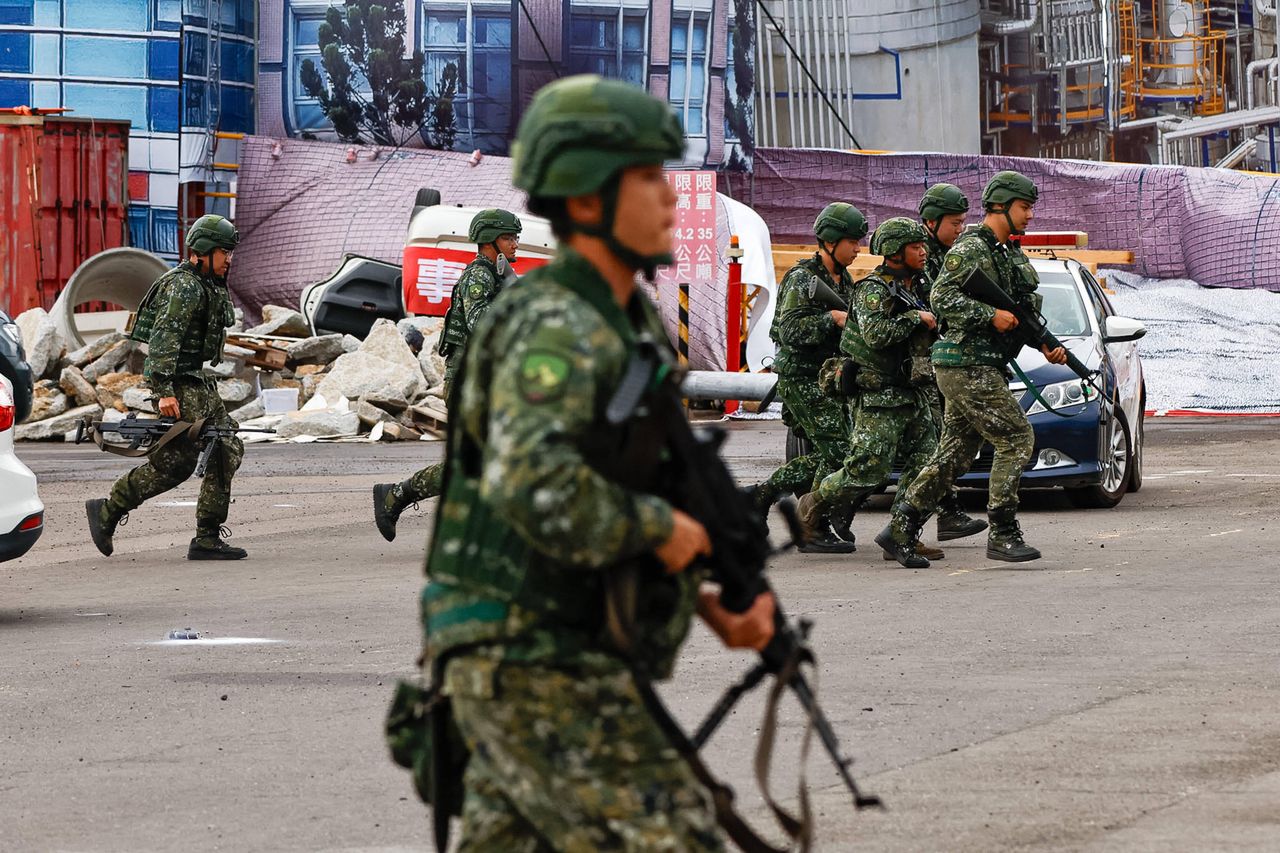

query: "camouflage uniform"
left=413, top=76, right=720, bottom=849
left=758, top=254, right=855, bottom=500
left=101, top=260, right=243, bottom=546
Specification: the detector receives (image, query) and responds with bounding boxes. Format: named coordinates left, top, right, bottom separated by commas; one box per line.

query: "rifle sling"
left=1009, top=362, right=1084, bottom=420
left=88, top=418, right=206, bottom=459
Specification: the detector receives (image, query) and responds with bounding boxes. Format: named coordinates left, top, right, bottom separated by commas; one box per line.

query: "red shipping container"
left=0, top=110, right=130, bottom=315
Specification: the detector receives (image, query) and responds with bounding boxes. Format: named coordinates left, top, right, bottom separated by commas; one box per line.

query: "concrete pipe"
left=52, top=247, right=169, bottom=349
left=680, top=370, right=778, bottom=406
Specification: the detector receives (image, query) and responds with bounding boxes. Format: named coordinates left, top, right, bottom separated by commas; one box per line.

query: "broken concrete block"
left=82, top=340, right=140, bottom=382
left=15, top=307, right=66, bottom=380
left=95, top=372, right=146, bottom=412
left=217, top=378, right=255, bottom=405
left=418, top=349, right=444, bottom=388
left=378, top=421, right=423, bottom=442
left=245, top=304, right=311, bottom=338
left=294, top=363, right=325, bottom=378
left=204, top=359, right=239, bottom=378
left=315, top=351, right=424, bottom=408
left=15, top=402, right=103, bottom=441
left=67, top=332, right=127, bottom=368
left=397, top=316, right=445, bottom=338
left=274, top=409, right=360, bottom=440
left=59, top=365, right=98, bottom=407
left=355, top=399, right=395, bottom=428
left=230, top=397, right=265, bottom=421
left=358, top=318, right=421, bottom=371
left=121, top=387, right=155, bottom=412
left=223, top=344, right=254, bottom=360
left=27, top=380, right=68, bottom=422
left=341, top=334, right=361, bottom=353
left=285, top=334, right=345, bottom=365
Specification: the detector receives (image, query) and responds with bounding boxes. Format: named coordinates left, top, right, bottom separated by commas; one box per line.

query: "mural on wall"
left=265, top=0, right=756, bottom=168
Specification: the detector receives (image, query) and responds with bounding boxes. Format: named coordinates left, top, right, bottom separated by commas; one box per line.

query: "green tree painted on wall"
left=299, top=0, right=456, bottom=148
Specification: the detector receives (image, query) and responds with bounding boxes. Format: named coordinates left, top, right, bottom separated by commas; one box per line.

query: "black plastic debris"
left=167, top=628, right=200, bottom=640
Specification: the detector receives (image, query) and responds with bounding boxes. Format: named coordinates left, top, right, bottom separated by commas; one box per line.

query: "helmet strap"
left=818, top=239, right=846, bottom=276
left=572, top=176, right=672, bottom=282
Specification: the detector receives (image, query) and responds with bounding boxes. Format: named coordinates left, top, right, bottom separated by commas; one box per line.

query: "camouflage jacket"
left=841, top=266, right=930, bottom=407
left=922, top=231, right=951, bottom=303
left=437, top=254, right=501, bottom=364
left=422, top=248, right=699, bottom=677
left=769, top=254, right=855, bottom=377
left=141, top=262, right=235, bottom=398
left=930, top=225, right=1041, bottom=368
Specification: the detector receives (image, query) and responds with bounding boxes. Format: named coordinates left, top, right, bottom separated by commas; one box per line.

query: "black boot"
left=189, top=526, right=248, bottom=560
left=85, top=498, right=125, bottom=557
left=373, top=483, right=406, bottom=542
left=986, top=509, right=1041, bottom=562
left=828, top=504, right=856, bottom=547
left=936, top=492, right=988, bottom=541
left=874, top=506, right=931, bottom=568
left=745, top=482, right=777, bottom=523
left=795, top=493, right=856, bottom=554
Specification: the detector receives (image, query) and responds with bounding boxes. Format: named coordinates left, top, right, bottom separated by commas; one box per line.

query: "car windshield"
left=1033, top=269, right=1091, bottom=337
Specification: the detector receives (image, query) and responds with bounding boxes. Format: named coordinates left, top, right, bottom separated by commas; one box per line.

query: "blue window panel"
left=181, top=79, right=205, bottom=126
left=0, top=34, right=31, bottom=74
left=0, top=79, right=30, bottom=108
left=183, top=0, right=207, bottom=25
left=31, top=80, right=59, bottom=108
left=64, top=83, right=147, bottom=128
left=154, top=0, right=181, bottom=31
left=220, top=40, right=252, bottom=84
left=293, top=100, right=327, bottom=131
left=66, top=0, right=148, bottom=31
left=32, top=34, right=59, bottom=75
left=239, top=0, right=254, bottom=35
left=149, top=85, right=178, bottom=132
left=149, top=39, right=179, bottom=80
left=0, top=0, right=33, bottom=26
left=183, top=32, right=206, bottom=77
left=34, top=0, right=58, bottom=26
left=219, top=86, right=253, bottom=134
left=66, top=36, right=148, bottom=79
left=151, top=209, right=180, bottom=255
left=128, top=206, right=152, bottom=251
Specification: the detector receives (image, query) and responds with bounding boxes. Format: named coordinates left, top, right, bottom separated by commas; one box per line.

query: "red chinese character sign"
left=656, top=170, right=718, bottom=288
left=403, top=247, right=547, bottom=316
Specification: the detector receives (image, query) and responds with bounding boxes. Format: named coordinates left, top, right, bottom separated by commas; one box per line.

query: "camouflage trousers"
left=899, top=366, right=1033, bottom=516
left=761, top=374, right=849, bottom=499
left=444, top=657, right=723, bottom=853
left=394, top=464, right=443, bottom=508
left=105, top=378, right=243, bottom=534
left=922, top=383, right=965, bottom=515
left=815, top=393, right=937, bottom=515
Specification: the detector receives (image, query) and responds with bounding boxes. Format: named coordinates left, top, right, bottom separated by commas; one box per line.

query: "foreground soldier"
left=85, top=215, right=246, bottom=560
left=419, top=75, right=774, bottom=848
left=750, top=203, right=868, bottom=553
left=796, top=218, right=942, bottom=566
left=918, top=183, right=987, bottom=543
left=372, top=209, right=522, bottom=541
left=880, top=171, right=1066, bottom=564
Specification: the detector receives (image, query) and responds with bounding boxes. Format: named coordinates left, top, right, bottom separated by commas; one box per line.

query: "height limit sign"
left=656, top=170, right=717, bottom=287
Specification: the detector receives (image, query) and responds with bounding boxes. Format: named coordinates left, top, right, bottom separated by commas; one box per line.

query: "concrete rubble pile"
left=12, top=304, right=450, bottom=445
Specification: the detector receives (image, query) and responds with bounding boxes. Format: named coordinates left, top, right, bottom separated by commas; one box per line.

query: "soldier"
left=418, top=75, right=775, bottom=850
left=917, top=183, right=988, bottom=543
left=85, top=215, right=246, bottom=560
left=372, top=209, right=522, bottom=542
left=749, top=203, right=867, bottom=553
left=795, top=218, right=943, bottom=566
left=878, top=171, right=1067, bottom=565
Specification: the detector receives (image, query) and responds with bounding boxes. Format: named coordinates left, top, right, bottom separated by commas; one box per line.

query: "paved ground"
left=3, top=418, right=1278, bottom=852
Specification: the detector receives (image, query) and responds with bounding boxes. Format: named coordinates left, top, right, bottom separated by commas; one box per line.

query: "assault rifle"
left=75, top=413, right=274, bottom=477
left=806, top=278, right=847, bottom=311
left=960, top=266, right=1099, bottom=391
left=608, top=342, right=882, bottom=843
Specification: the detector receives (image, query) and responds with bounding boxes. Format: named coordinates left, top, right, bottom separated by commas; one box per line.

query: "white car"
left=0, top=374, right=43, bottom=561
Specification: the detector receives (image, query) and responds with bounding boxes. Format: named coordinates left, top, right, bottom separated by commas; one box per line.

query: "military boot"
left=795, top=493, right=856, bottom=554
left=373, top=483, right=407, bottom=542
left=985, top=509, right=1041, bottom=562
left=189, top=525, right=248, bottom=560
left=85, top=498, right=126, bottom=557
left=936, top=493, right=987, bottom=541
left=874, top=507, right=930, bottom=568
left=883, top=540, right=943, bottom=561
left=829, top=504, right=856, bottom=548
left=745, top=482, right=777, bottom=522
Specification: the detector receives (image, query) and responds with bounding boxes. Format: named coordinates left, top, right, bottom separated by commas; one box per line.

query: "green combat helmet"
left=468, top=208, right=523, bottom=245
left=512, top=75, right=683, bottom=276
left=813, top=202, right=868, bottom=272
left=870, top=217, right=929, bottom=260
left=185, top=214, right=240, bottom=255
left=982, top=170, right=1038, bottom=235
left=918, top=183, right=969, bottom=223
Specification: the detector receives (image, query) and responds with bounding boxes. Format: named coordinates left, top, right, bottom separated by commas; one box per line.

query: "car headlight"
left=1026, top=378, right=1097, bottom=415
left=1, top=322, right=19, bottom=345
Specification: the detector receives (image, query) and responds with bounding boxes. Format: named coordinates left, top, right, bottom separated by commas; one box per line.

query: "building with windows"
left=0, top=0, right=256, bottom=257
left=260, top=0, right=740, bottom=167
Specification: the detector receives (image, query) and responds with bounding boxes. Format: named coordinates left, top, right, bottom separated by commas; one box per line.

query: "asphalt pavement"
left=2, top=418, right=1278, bottom=852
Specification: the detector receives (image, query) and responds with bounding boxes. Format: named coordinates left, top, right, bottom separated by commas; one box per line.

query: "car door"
left=1080, top=269, right=1140, bottom=426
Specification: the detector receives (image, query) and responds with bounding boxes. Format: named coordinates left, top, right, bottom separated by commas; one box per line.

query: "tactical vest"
left=841, top=271, right=912, bottom=390
left=423, top=266, right=696, bottom=678
left=436, top=256, right=498, bottom=360
left=770, top=256, right=851, bottom=377
left=131, top=263, right=232, bottom=367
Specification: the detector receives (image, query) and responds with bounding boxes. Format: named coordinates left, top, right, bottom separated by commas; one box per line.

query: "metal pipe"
left=681, top=370, right=778, bottom=403
left=1256, top=0, right=1277, bottom=20
left=980, top=3, right=1039, bottom=37
left=1245, top=57, right=1280, bottom=109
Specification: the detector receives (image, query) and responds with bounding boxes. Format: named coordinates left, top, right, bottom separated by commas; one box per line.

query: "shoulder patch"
left=518, top=349, right=572, bottom=404
left=945, top=255, right=962, bottom=271
left=468, top=283, right=486, bottom=298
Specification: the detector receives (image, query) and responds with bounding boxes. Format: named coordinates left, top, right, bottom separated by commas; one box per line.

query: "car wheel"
left=1068, top=400, right=1132, bottom=509
left=785, top=427, right=810, bottom=464
left=1127, top=386, right=1145, bottom=493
